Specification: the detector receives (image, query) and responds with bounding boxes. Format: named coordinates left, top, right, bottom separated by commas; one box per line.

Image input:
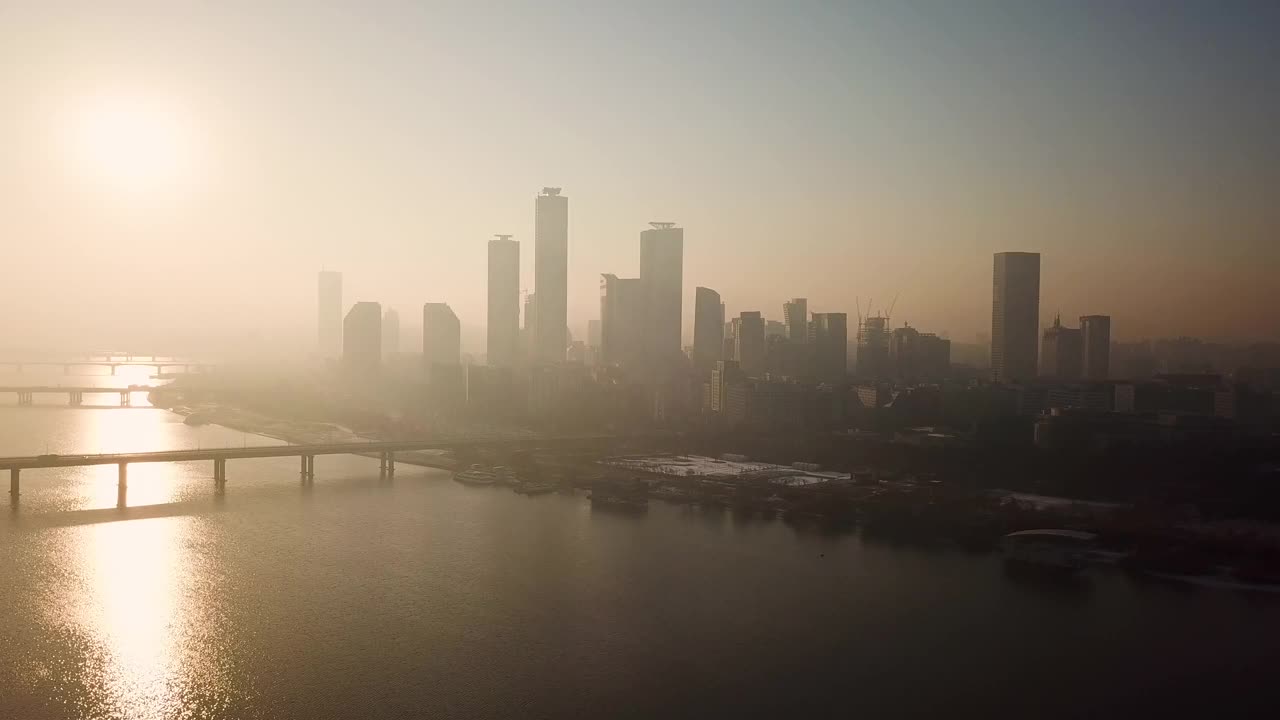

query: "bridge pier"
left=110, top=365, right=117, bottom=375
left=213, top=459, right=227, bottom=488
left=10, top=468, right=18, bottom=498
left=69, top=391, right=83, bottom=406
left=119, top=390, right=131, bottom=407
left=300, top=454, right=316, bottom=479
left=379, top=452, right=395, bottom=477
left=118, top=463, right=128, bottom=492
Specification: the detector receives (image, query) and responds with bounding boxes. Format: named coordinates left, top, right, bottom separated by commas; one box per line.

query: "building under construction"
left=856, top=314, right=892, bottom=379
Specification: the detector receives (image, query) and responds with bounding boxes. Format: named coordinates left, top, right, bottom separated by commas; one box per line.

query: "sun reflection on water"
left=4, top=391, right=251, bottom=717
left=82, top=403, right=184, bottom=510
left=78, top=518, right=186, bottom=717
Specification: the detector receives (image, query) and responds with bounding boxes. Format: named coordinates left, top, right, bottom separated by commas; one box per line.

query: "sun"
left=70, top=95, right=195, bottom=194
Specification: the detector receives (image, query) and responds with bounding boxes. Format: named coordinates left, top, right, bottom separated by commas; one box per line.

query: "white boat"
left=492, top=466, right=521, bottom=486
left=1001, top=529, right=1097, bottom=571
left=453, top=464, right=496, bottom=486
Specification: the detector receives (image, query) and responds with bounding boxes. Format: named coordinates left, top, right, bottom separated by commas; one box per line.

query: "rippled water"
left=2, top=369, right=1279, bottom=718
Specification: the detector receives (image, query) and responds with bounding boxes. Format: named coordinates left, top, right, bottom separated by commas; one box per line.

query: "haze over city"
left=4, top=4, right=1280, bottom=718
left=3, top=1, right=1278, bottom=353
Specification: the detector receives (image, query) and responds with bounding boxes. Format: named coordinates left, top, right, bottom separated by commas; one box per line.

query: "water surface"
left=2, top=377, right=1278, bottom=718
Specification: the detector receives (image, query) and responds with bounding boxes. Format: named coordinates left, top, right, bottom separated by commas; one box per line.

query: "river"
left=1, top=367, right=1278, bottom=718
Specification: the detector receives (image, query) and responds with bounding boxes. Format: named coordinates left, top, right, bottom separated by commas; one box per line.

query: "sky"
left=2, top=1, right=1278, bottom=354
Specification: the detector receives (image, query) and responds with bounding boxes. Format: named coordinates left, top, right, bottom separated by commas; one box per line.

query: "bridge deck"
left=0, top=386, right=158, bottom=393
left=0, top=436, right=618, bottom=471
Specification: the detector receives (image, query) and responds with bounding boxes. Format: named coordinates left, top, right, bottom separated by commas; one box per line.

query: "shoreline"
left=149, top=389, right=1280, bottom=593
left=168, top=402, right=458, bottom=471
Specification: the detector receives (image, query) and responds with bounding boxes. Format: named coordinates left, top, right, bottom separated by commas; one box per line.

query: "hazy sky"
left=3, top=1, right=1277, bottom=353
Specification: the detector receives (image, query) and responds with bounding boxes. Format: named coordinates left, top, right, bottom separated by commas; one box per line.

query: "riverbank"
left=586, top=452, right=1280, bottom=589
left=147, top=379, right=1280, bottom=591
left=156, top=399, right=458, bottom=471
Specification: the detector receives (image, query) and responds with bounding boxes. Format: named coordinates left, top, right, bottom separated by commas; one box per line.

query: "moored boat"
left=453, top=464, right=496, bottom=486
left=1001, top=529, right=1097, bottom=571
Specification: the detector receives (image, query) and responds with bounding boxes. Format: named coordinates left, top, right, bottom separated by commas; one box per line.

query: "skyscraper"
left=587, top=319, right=602, bottom=350
left=423, top=303, right=460, bottom=367
left=487, top=234, right=520, bottom=367
left=1040, top=314, right=1082, bottom=380
left=733, top=311, right=766, bottom=377
left=692, top=287, right=724, bottom=375
left=317, top=271, right=342, bottom=358
left=523, top=293, right=537, bottom=331
left=710, top=359, right=744, bottom=413
left=639, top=222, right=684, bottom=372
left=599, top=274, right=642, bottom=368
left=890, top=325, right=952, bottom=381
left=342, top=301, right=381, bottom=374
left=991, top=252, right=1041, bottom=383
left=1081, top=315, right=1112, bottom=380
left=522, top=292, right=537, bottom=361
left=783, top=298, right=808, bottom=343
left=533, top=187, right=568, bottom=363
left=811, top=312, right=848, bottom=382
left=381, top=308, right=400, bottom=355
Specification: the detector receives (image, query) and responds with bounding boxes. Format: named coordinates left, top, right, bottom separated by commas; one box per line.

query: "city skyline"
left=3, top=2, right=1278, bottom=353
left=4, top=5, right=1280, bottom=719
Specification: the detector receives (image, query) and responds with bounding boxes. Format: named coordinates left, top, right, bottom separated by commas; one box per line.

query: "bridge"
left=0, top=385, right=160, bottom=407
left=0, top=360, right=213, bottom=375
left=2, top=435, right=633, bottom=503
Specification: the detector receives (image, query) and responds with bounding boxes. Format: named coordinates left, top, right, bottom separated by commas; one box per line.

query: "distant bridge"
left=0, top=360, right=213, bottom=375
left=0, top=385, right=160, bottom=407
left=3, top=435, right=634, bottom=503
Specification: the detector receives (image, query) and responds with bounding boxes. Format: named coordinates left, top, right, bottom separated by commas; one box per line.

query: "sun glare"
left=69, top=96, right=195, bottom=194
